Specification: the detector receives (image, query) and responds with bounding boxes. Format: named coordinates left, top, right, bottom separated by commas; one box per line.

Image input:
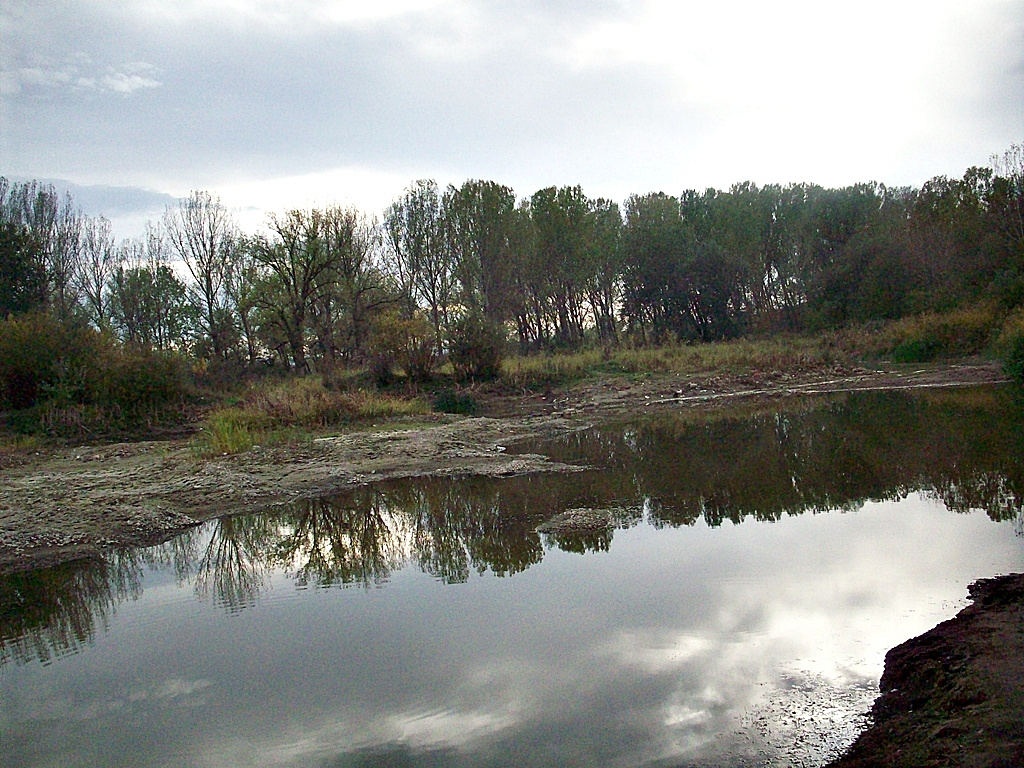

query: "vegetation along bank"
left=2, top=143, right=1024, bottom=766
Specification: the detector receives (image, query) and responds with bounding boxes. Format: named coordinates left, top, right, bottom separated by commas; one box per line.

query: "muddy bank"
left=828, top=572, right=1024, bottom=768
left=0, top=361, right=1008, bottom=575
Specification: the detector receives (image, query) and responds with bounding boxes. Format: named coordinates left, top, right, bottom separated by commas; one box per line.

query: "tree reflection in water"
left=3, top=386, right=1023, bottom=663
left=0, top=550, right=143, bottom=666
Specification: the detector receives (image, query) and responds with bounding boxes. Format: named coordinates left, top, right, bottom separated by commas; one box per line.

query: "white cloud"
left=101, top=62, right=162, bottom=94
left=4, top=0, right=1021, bottom=237
left=4, top=60, right=161, bottom=96
left=124, top=0, right=453, bottom=29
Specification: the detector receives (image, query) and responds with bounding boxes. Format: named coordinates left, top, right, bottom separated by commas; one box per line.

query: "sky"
left=2, top=0, right=1023, bottom=240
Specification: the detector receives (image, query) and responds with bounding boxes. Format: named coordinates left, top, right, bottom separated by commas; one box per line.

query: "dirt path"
left=0, top=361, right=1008, bottom=574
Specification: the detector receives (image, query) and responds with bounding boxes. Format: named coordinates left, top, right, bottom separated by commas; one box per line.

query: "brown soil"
left=0, top=360, right=1018, bottom=766
left=828, top=573, right=1024, bottom=768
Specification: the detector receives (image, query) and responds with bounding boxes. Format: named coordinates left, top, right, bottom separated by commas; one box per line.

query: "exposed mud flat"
left=0, top=361, right=1008, bottom=574
left=828, top=573, right=1024, bottom=768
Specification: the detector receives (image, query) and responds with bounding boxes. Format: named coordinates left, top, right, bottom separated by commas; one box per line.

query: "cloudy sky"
left=3, top=0, right=1023, bottom=238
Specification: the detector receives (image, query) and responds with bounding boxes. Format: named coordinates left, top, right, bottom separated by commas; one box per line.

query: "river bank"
left=0, top=360, right=1006, bottom=574
left=0, top=359, right=1020, bottom=765
left=828, top=572, right=1024, bottom=768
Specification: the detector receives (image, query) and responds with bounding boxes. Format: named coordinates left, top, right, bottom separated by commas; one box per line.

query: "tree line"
left=2, top=144, right=1023, bottom=380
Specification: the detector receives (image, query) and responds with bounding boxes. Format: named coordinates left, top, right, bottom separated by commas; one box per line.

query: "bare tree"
left=164, top=191, right=237, bottom=361
left=78, top=215, right=117, bottom=329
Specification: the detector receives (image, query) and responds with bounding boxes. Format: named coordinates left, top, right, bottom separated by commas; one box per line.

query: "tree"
left=384, top=180, right=456, bottom=345
left=224, top=236, right=263, bottom=367
left=78, top=216, right=117, bottom=330
left=312, top=207, right=394, bottom=363
left=253, top=208, right=341, bottom=371
left=442, top=180, right=520, bottom=326
left=0, top=177, right=82, bottom=319
left=621, top=192, right=685, bottom=342
left=529, top=185, right=594, bottom=345
left=164, top=191, right=237, bottom=362
left=587, top=198, right=622, bottom=343
left=0, top=222, right=46, bottom=318
left=108, top=238, right=192, bottom=351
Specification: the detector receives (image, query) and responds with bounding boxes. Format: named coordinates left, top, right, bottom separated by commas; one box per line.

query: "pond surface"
left=3, top=387, right=1024, bottom=768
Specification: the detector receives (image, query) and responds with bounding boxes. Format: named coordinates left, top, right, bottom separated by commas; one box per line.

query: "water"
left=2, top=387, right=1024, bottom=767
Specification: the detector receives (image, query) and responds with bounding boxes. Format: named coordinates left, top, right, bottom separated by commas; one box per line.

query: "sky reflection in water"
left=2, top=387, right=1024, bottom=768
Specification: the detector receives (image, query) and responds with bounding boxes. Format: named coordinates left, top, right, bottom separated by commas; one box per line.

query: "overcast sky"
left=3, top=0, right=1023, bottom=239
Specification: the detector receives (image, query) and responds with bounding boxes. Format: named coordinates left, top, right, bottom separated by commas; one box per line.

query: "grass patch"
left=837, top=304, right=1002, bottom=363
left=499, top=336, right=833, bottom=391
left=0, top=432, right=43, bottom=461
left=193, top=377, right=429, bottom=456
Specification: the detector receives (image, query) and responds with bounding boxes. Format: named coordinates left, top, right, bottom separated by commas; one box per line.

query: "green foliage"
left=995, top=310, right=1024, bottom=385
left=432, top=388, right=478, bottom=415
left=0, top=222, right=46, bottom=318
left=0, top=313, right=99, bottom=410
left=0, top=312, right=190, bottom=436
left=875, top=306, right=1000, bottom=363
left=108, top=263, right=194, bottom=350
left=1002, top=334, right=1024, bottom=384
left=448, top=313, right=506, bottom=381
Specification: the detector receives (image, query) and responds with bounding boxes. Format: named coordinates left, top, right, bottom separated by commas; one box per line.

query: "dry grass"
left=195, top=377, right=428, bottom=456
left=500, top=335, right=832, bottom=390
left=834, top=304, right=1003, bottom=362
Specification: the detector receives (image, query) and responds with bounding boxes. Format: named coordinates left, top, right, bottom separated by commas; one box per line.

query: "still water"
left=2, top=387, right=1024, bottom=767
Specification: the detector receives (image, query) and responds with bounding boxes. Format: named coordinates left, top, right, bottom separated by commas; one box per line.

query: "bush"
left=369, top=353, right=395, bottom=388
left=433, top=388, right=478, bottom=415
left=369, top=311, right=438, bottom=385
left=0, top=312, right=191, bottom=436
left=995, top=311, right=1024, bottom=385
left=448, top=313, right=505, bottom=382
left=0, top=313, right=98, bottom=410
left=841, top=305, right=1002, bottom=363
left=1003, top=334, right=1024, bottom=384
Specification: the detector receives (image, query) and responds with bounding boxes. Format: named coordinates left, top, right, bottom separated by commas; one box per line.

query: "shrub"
left=995, top=310, right=1024, bottom=385
left=837, top=305, right=1002, bottom=363
left=1003, top=334, right=1024, bottom=384
left=448, top=313, right=505, bottom=382
left=0, top=313, right=192, bottom=436
left=0, top=313, right=98, bottom=410
left=369, top=311, right=438, bottom=385
left=369, top=353, right=395, bottom=388
left=433, top=388, right=478, bottom=415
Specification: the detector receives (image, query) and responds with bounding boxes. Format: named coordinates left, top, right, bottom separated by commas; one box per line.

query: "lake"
left=2, top=386, right=1024, bottom=767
